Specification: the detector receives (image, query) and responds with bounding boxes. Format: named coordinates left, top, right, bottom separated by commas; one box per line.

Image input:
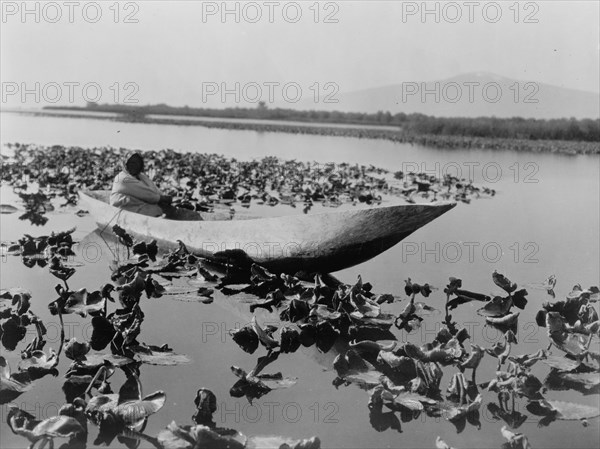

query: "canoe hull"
left=79, top=191, right=455, bottom=273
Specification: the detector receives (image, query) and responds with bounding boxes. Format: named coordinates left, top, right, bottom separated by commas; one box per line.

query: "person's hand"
left=159, top=195, right=173, bottom=205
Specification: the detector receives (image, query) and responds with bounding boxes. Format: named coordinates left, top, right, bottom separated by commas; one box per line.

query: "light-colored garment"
left=110, top=170, right=163, bottom=217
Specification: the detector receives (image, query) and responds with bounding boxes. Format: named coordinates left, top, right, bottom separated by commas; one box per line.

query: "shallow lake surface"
left=1, top=111, right=599, bottom=448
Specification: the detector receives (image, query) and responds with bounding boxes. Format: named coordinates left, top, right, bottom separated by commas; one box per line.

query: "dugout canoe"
left=79, top=190, right=455, bottom=273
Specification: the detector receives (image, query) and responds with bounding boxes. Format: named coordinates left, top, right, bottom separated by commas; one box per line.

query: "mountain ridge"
left=287, top=72, right=600, bottom=120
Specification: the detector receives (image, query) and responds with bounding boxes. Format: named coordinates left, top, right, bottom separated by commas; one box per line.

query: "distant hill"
left=289, top=72, right=599, bottom=120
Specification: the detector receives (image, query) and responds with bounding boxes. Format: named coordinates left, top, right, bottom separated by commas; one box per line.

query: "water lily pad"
left=486, top=312, right=520, bottom=327
left=76, top=352, right=133, bottom=369
left=87, top=375, right=166, bottom=427
left=0, top=287, right=32, bottom=300
left=158, top=422, right=246, bottom=449
left=493, top=271, right=517, bottom=294
left=6, top=407, right=85, bottom=445
left=18, top=349, right=58, bottom=375
left=251, top=316, right=279, bottom=350
left=65, top=338, right=91, bottom=360
left=389, top=392, right=435, bottom=412
left=350, top=292, right=381, bottom=318
left=446, top=394, right=482, bottom=422
left=556, top=372, right=600, bottom=390
left=349, top=312, right=395, bottom=329
left=130, top=344, right=191, bottom=366
left=343, top=371, right=384, bottom=389
left=247, top=435, right=320, bottom=449
left=230, top=325, right=259, bottom=354
left=501, top=426, right=532, bottom=449
left=478, top=296, right=513, bottom=317
left=550, top=332, right=590, bottom=356
left=52, top=288, right=106, bottom=317
left=541, top=355, right=581, bottom=371
left=256, top=374, right=298, bottom=391
left=310, top=304, right=341, bottom=321
left=0, top=357, right=32, bottom=404
left=545, top=400, right=600, bottom=420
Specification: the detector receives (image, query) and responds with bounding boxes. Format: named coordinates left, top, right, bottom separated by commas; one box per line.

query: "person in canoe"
left=110, top=151, right=173, bottom=217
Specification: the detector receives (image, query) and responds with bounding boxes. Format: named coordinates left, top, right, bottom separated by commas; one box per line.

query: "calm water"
left=1, top=111, right=599, bottom=449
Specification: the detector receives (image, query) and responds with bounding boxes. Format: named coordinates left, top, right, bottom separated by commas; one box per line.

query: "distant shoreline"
left=7, top=108, right=600, bottom=155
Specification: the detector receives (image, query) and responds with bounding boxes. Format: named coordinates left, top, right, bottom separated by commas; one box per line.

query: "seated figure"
left=110, top=151, right=172, bottom=217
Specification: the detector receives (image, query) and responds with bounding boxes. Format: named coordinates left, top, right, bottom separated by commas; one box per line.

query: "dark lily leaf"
left=299, top=323, right=317, bottom=347
left=6, top=406, right=86, bottom=445
left=65, top=338, right=91, bottom=360
left=315, top=320, right=339, bottom=353
left=49, top=256, right=76, bottom=282
left=508, top=349, right=547, bottom=368
left=1, top=356, right=32, bottom=404
left=1, top=317, right=27, bottom=351
left=444, top=277, right=462, bottom=296
left=286, top=298, right=310, bottom=322
left=478, top=296, right=513, bottom=317
left=404, top=278, right=421, bottom=296
left=17, top=349, right=59, bottom=380
left=144, top=274, right=166, bottom=298
left=0, top=287, right=32, bottom=300
left=10, top=291, right=31, bottom=315
left=193, top=388, right=217, bottom=426
left=63, top=373, right=113, bottom=403
left=117, top=272, right=146, bottom=306
left=90, top=316, right=117, bottom=351
left=447, top=295, right=476, bottom=310
left=230, top=325, right=259, bottom=354
left=446, top=394, right=483, bottom=422
left=87, top=375, right=166, bottom=427
left=112, top=224, right=134, bottom=247
left=493, top=271, right=517, bottom=294
left=549, top=328, right=590, bottom=356
left=251, top=317, right=279, bottom=350
left=567, top=285, right=600, bottom=302
left=487, top=403, right=528, bottom=429
left=511, top=289, right=528, bottom=310
left=63, top=288, right=106, bottom=317
left=375, top=294, right=395, bottom=304
left=280, top=326, right=301, bottom=353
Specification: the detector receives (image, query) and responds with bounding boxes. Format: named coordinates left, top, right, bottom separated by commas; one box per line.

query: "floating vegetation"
left=1, top=144, right=497, bottom=225
left=0, top=222, right=598, bottom=448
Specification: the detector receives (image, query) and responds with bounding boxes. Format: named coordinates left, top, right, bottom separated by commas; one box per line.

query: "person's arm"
left=113, top=172, right=161, bottom=204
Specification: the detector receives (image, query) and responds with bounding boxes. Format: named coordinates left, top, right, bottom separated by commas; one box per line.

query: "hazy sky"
left=1, top=0, right=599, bottom=108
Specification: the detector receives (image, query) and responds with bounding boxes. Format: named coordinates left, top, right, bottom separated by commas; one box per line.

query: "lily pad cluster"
left=224, top=268, right=599, bottom=440
left=1, top=224, right=599, bottom=448
left=2, top=226, right=325, bottom=448
left=2, top=144, right=495, bottom=225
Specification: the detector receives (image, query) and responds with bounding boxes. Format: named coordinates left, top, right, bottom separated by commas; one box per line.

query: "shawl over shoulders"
left=110, top=171, right=163, bottom=217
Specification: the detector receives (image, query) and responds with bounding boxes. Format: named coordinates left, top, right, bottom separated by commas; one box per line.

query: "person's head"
left=123, top=152, right=144, bottom=176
